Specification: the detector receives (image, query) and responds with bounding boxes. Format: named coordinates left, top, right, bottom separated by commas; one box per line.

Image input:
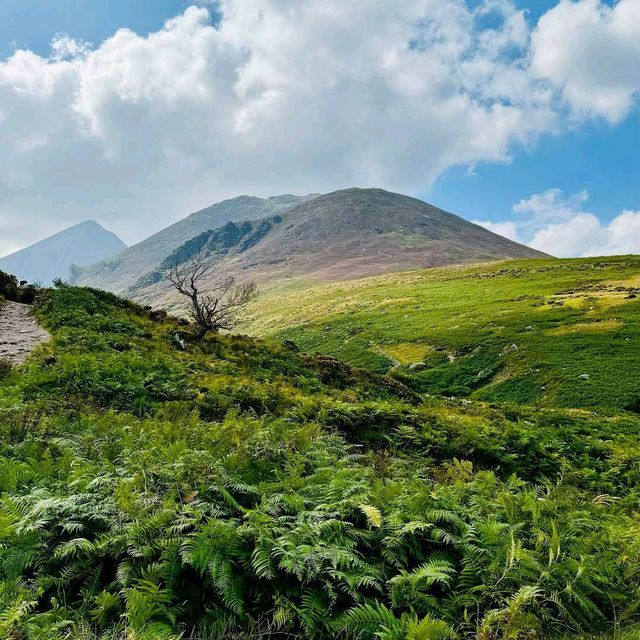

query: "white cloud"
left=513, top=188, right=589, bottom=223
left=471, top=219, right=523, bottom=242
left=50, top=34, right=91, bottom=61
left=531, top=0, right=640, bottom=123
left=529, top=209, right=640, bottom=257
left=475, top=188, right=640, bottom=257
left=0, top=0, right=638, bottom=256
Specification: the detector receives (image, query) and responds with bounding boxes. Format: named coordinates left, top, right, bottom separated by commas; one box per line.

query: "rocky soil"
left=0, top=301, right=49, bottom=364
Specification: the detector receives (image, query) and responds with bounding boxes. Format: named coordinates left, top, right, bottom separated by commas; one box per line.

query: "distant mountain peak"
left=77, top=219, right=102, bottom=228
left=0, top=220, right=127, bottom=285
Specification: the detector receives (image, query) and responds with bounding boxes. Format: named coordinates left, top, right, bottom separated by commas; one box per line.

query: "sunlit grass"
left=248, top=255, right=640, bottom=410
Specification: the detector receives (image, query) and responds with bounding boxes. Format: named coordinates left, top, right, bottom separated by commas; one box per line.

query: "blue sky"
left=430, top=110, right=640, bottom=224
left=0, top=1, right=192, bottom=58
left=0, top=0, right=567, bottom=57
left=0, top=0, right=640, bottom=253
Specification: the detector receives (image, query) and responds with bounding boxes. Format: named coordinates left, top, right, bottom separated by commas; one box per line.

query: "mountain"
left=120, top=187, right=547, bottom=307
left=70, top=193, right=319, bottom=293
left=0, top=220, right=126, bottom=285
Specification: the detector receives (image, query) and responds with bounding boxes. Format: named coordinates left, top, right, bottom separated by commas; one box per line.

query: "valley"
left=1, top=1, right=637, bottom=637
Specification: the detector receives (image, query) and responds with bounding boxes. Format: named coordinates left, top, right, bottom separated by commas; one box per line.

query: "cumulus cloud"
left=474, top=188, right=640, bottom=257
left=471, top=219, right=523, bottom=242
left=529, top=209, right=640, bottom=257
left=50, top=34, right=91, bottom=61
left=0, top=0, right=638, bottom=256
left=513, top=188, right=589, bottom=223
left=531, top=0, right=640, bottom=123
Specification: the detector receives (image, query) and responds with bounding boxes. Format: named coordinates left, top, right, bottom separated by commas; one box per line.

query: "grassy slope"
left=0, top=286, right=638, bottom=638
left=248, top=256, right=640, bottom=411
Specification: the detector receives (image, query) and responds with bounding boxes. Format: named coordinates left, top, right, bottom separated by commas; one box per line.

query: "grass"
left=247, top=256, right=640, bottom=411
left=0, top=277, right=639, bottom=638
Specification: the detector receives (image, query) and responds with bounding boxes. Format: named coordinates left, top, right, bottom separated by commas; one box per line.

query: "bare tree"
left=167, top=249, right=258, bottom=340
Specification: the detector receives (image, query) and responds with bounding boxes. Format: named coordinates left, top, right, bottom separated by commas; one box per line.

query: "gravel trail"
left=0, top=301, right=50, bottom=364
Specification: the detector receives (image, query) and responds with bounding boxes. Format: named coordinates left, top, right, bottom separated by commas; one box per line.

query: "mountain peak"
left=83, top=187, right=545, bottom=307
left=76, top=219, right=102, bottom=228
left=0, top=220, right=127, bottom=284
left=72, top=187, right=547, bottom=303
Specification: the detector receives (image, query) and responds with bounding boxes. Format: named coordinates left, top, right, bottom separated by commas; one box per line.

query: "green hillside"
left=0, top=282, right=639, bottom=638
left=249, top=256, right=640, bottom=411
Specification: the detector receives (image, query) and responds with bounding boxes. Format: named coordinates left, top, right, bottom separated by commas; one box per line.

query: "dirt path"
left=0, top=301, right=50, bottom=364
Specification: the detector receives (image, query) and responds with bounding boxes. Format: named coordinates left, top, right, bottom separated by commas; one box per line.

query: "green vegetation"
left=0, top=281, right=639, bottom=639
left=0, top=271, right=38, bottom=304
left=248, top=256, right=640, bottom=412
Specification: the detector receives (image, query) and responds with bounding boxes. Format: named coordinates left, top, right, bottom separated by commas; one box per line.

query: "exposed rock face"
left=72, top=194, right=318, bottom=293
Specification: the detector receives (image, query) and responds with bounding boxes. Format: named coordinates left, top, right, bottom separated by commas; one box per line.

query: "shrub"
left=0, top=358, right=12, bottom=380
left=0, top=269, right=38, bottom=303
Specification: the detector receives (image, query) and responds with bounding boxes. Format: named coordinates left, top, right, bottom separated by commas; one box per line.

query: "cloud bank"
left=531, top=0, right=640, bottom=123
left=474, top=188, right=640, bottom=257
left=0, top=0, right=638, bottom=255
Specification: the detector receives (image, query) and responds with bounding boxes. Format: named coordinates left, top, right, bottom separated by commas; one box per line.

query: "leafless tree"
left=167, top=249, right=258, bottom=340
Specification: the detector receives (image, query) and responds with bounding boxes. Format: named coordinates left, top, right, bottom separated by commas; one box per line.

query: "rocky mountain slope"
left=0, top=220, right=126, bottom=285
left=124, top=188, right=547, bottom=307
left=71, top=194, right=318, bottom=293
